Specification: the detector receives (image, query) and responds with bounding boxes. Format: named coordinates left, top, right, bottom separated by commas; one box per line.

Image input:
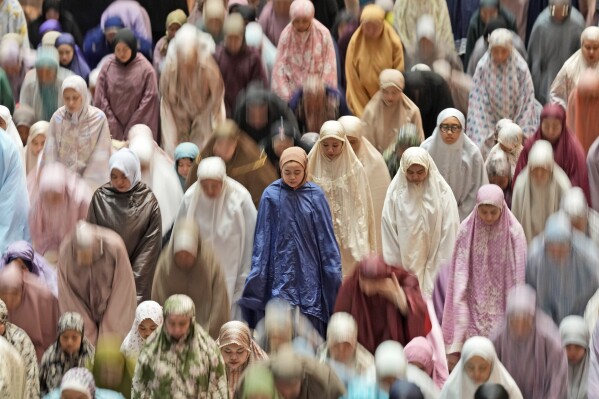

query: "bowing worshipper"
left=493, top=285, right=568, bottom=398
left=198, top=0, right=227, bottom=45
left=28, top=0, right=82, bottom=48
left=261, top=119, right=307, bottom=173
left=559, top=316, right=590, bottom=399
left=196, top=119, right=278, bottom=207
left=39, top=313, right=95, bottom=396
left=561, top=186, right=599, bottom=246
left=551, top=26, right=599, bottom=107
left=486, top=121, right=523, bottom=180
left=0, top=34, right=34, bottom=103
left=526, top=212, right=599, bottom=325
left=236, top=364, right=278, bottom=399
left=0, top=300, right=39, bottom=398
left=215, top=14, right=268, bottom=117
left=132, top=294, right=228, bottom=398
left=404, top=336, right=447, bottom=390
left=467, top=21, right=526, bottom=77
left=383, top=123, right=422, bottom=178
left=442, top=184, right=526, bottom=360
left=381, top=147, right=459, bottom=296
left=402, top=69, right=455, bottom=139
left=362, top=69, right=424, bottom=153
left=94, top=29, right=159, bottom=142
left=440, top=336, right=522, bottom=399
left=128, top=124, right=183, bottom=239
left=258, top=0, right=292, bottom=46
left=464, top=0, right=517, bottom=68
left=467, top=29, right=539, bottom=158
left=334, top=255, right=430, bottom=354
left=160, top=24, right=225, bottom=155
left=29, top=163, right=92, bottom=261
left=152, top=219, right=230, bottom=338
left=55, top=33, right=90, bottom=82
left=45, top=367, right=125, bottom=399
left=120, top=301, right=163, bottom=361
left=177, top=157, right=256, bottom=319
left=0, top=261, right=58, bottom=361
left=152, top=9, right=186, bottom=76
left=234, top=83, right=299, bottom=144
left=0, top=241, right=57, bottom=296
left=91, top=339, right=135, bottom=399
left=345, top=4, right=404, bottom=116
left=24, top=121, right=48, bottom=177
left=528, top=0, right=585, bottom=105
left=240, top=147, right=341, bottom=335
left=217, top=321, right=269, bottom=398
left=41, top=75, right=111, bottom=190
left=316, top=312, right=375, bottom=387
left=307, top=120, right=376, bottom=276
left=513, top=104, right=590, bottom=203
left=0, top=0, right=28, bottom=46
left=12, top=105, right=35, bottom=145
left=87, top=149, right=162, bottom=302
left=0, top=132, right=29, bottom=252
left=0, top=336, right=25, bottom=399
left=421, top=108, right=487, bottom=221
left=271, top=0, right=337, bottom=102
left=58, top=221, right=137, bottom=346
left=511, top=140, right=571, bottom=242
left=173, top=142, right=199, bottom=190
left=340, top=116, right=391, bottom=251
left=20, top=47, right=73, bottom=122
left=567, top=69, right=599, bottom=154
left=486, top=150, right=514, bottom=208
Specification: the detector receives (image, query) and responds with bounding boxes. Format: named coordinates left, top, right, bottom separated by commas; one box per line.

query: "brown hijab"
left=279, top=146, right=309, bottom=188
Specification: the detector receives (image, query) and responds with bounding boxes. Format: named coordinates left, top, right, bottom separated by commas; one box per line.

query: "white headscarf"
left=120, top=300, right=164, bottom=359
left=560, top=315, right=590, bottom=399
left=0, top=106, right=24, bottom=153
left=24, top=121, right=49, bottom=176
left=109, top=148, right=141, bottom=189
left=439, top=336, right=523, bottom=399
left=486, top=121, right=523, bottom=178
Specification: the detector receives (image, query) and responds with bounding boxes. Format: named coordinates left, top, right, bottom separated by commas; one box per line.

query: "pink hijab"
left=442, top=184, right=527, bottom=354
left=257, top=0, right=290, bottom=46
left=404, top=335, right=447, bottom=389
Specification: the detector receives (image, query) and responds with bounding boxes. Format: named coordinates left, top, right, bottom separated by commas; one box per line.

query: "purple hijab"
left=0, top=241, right=57, bottom=297
left=55, top=33, right=90, bottom=81
left=39, top=19, right=62, bottom=37
left=493, top=285, right=569, bottom=399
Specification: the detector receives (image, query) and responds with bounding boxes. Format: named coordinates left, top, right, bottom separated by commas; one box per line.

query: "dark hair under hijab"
left=113, top=29, right=138, bottom=66
left=474, top=383, right=510, bottom=399
left=389, top=380, right=425, bottom=399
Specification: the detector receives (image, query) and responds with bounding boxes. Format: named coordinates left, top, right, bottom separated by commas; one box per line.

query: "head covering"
left=486, top=121, right=523, bottom=180
left=474, top=383, right=510, bottom=399
left=61, top=75, right=89, bottom=111
left=375, top=340, right=407, bottom=380
left=559, top=315, right=590, bottom=399
left=120, top=301, right=163, bottom=359
left=0, top=241, right=58, bottom=296
left=379, top=69, right=405, bottom=90
left=197, top=156, right=227, bottom=182
left=326, top=312, right=358, bottom=347
left=55, top=33, right=91, bottom=80
left=0, top=105, right=23, bottom=151
left=109, top=148, right=141, bottom=189
left=403, top=337, right=434, bottom=376
left=0, top=335, right=25, bottom=399
left=561, top=186, right=589, bottom=220
left=60, top=368, right=95, bottom=399
left=103, top=16, right=126, bottom=33
left=174, top=142, right=200, bottom=187
left=290, top=0, right=315, bottom=19
left=240, top=365, right=277, bottom=398
left=35, top=46, right=60, bottom=70
left=389, top=381, right=425, bottom=399
left=488, top=28, right=513, bottom=51
left=113, top=29, right=138, bottom=65
left=12, top=105, right=36, bottom=128
left=166, top=9, right=187, bottom=33
left=279, top=146, right=308, bottom=188
left=223, top=13, right=245, bottom=37
left=39, top=19, right=62, bottom=37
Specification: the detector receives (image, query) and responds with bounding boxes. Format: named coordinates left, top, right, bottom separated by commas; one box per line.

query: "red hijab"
left=513, top=103, right=591, bottom=204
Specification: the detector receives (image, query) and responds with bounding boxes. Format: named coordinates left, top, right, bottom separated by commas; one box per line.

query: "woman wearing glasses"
left=421, top=108, right=488, bottom=221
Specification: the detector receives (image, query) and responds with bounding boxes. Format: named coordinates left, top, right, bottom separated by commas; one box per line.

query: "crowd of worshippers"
left=4, top=0, right=599, bottom=397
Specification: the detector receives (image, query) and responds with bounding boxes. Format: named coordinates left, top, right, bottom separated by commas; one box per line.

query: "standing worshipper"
left=513, top=103, right=590, bottom=203
left=0, top=241, right=58, bottom=296
left=442, top=185, right=526, bottom=356
left=551, top=26, right=599, bottom=107
left=239, top=147, right=342, bottom=335
left=160, top=23, right=225, bottom=155
left=0, top=132, right=29, bottom=252
left=215, top=13, right=269, bottom=117
left=55, top=33, right=91, bottom=82
left=567, top=69, right=599, bottom=154
left=271, top=0, right=337, bottom=102
left=24, top=121, right=48, bottom=177
left=392, top=0, right=455, bottom=52
left=493, top=285, right=568, bottom=398
left=559, top=315, right=590, bottom=399
left=381, top=147, right=460, bottom=297
left=421, top=108, right=487, bottom=220
left=151, top=218, right=231, bottom=339
left=0, top=0, right=29, bottom=46
left=528, top=0, right=585, bottom=105
left=345, top=4, right=404, bottom=116
left=362, top=69, right=425, bottom=153
left=0, top=335, right=25, bottom=399
left=467, top=28, right=539, bottom=157
left=307, top=120, right=376, bottom=276
left=87, top=149, right=162, bottom=303
left=120, top=301, right=163, bottom=361
left=467, top=21, right=526, bottom=77
left=28, top=0, right=83, bottom=48
left=99, top=0, right=152, bottom=43
left=258, top=0, right=292, bottom=46
left=58, top=221, right=137, bottom=345
left=20, top=47, right=73, bottom=122
left=177, top=157, right=256, bottom=319
left=512, top=140, right=571, bottom=242
left=526, top=212, right=599, bottom=325
left=94, top=29, right=159, bottom=141
left=42, top=75, right=111, bottom=190
left=153, top=9, right=186, bottom=76
left=132, top=294, right=228, bottom=398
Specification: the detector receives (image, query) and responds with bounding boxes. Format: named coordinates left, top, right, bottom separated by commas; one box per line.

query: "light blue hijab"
left=173, top=142, right=199, bottom=189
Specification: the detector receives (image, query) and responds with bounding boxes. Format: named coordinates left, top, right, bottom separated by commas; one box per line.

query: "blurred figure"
left=389, top=381, right=425, bottom=399
left=404, top=337, right=446, bottom=390
left=45, top=367, right=125, bottom=399
left=0, top=241, right=58, bottom=296
left=100, top=0, right=152, bottom=42
left=0, top=34, right=34, bottom=103
left=11, top=105, right=35, bottom=145
left=237, top=364, right=279, bottom=399
left=153, top=9, right=187, bottom=76
left=174, top=142, right=199, bottom=190
left=55, top=33, right=90, bottom=82
left=0, top=0, right=29, bottom=46
left=245, top=22, right=277, bottom=82
left=474, top=383, right=510, bottom=399
left=0, top=336, right=25, bottom=399
left=0, top=104, right=23, bottom=152
left=258, top=0, right=292, bottom=46
left=83, top=17, right=126, bottom=70
left=92, top=339, right=135, bottom=399
left=261, top=119, right=306, bottom=172
left=559, top=315, right=590, bottom=399
left=567, top=69, right=599, bottom=154
left=485, top=149, right=513, bottom=208
left=392, top=0, right=454, bottom=52
left=562, top=187, right=599, bottom=246
left=382, top=123, right=422, bottom=178
left=28, top=0, right=82, bottom=48
left=120, top=301, right=163, bottom=361
left=0, top=67, right=14, bottom=113
left=486, top=121, right=522, bottom=178
left=199, top=0, right=226, bottom=44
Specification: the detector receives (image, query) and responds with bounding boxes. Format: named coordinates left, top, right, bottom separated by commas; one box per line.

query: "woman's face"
left=137, top=318, right=159, bottom=340
left=59, top=329, right=83, bottom=355
left=167, top=22, right=182, bottom=40
left=63, top=88, right=83, bottom=114
left=321, top=137, right=343, bottom=160
left=110, top=168, right=132, bottom=192
left=477, top=204, right=502, bottom=225
left=177, top=158, right=193, bottom=179
left=509, top=313, right=534, bottom=338
left=530, top=166, right=551, bottom=186
left=213, top=137, right=237, bottom=162
left=57, top=44, right=74, bottom=66
left=221, top=342, right=250, bottom=371
left=200, top=178, right=224, bottom=198
left=292, top=16, right=312, bottom=33
left=115, top=42, right=133, bottom=63
left=439, top=116, right=462, bottom=145
left=329, top=341, right=355, bottom=364
left=405, top=163, right=428, bottom=184
left=541, top=117, right=563, bottom=143
left=382, top=86, right=402, bottom=106
left=464, top=355, right=492, bottom=385
left=0, top=118, right=6, bottom=130
left=37, top=67, right=57, bottom=85
left=566, top=344, right=586, bottom=365
left=347, top=136, right=361, bottom=154
left=165, top=314, right=191, bottom=342
left=491, top=45, right=510, bottom=65
left=31, top=134, right=46, bottom=156
left=582, top=38, right=599, bottom=66
left=282, top=161, right=305, bottom=189
left=361, top=20, right=383, bottom=39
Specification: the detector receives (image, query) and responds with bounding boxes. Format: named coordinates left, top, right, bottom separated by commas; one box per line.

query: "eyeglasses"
left=440, top=124, right=462, bottom=133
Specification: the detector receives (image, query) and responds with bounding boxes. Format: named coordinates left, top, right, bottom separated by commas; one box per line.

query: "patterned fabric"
left=132, top=294, right=228, bottom=399
left=60, top=367, right=96, bottom=398
left=0, top=335, right=25, bottom=399
left=392, top=0, right=455, bottom=51
left=121, top=301, right=163, bottom=360
left=39, top=313, right=96, bottom=396
left=0, top=0, right=28, bottom=45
